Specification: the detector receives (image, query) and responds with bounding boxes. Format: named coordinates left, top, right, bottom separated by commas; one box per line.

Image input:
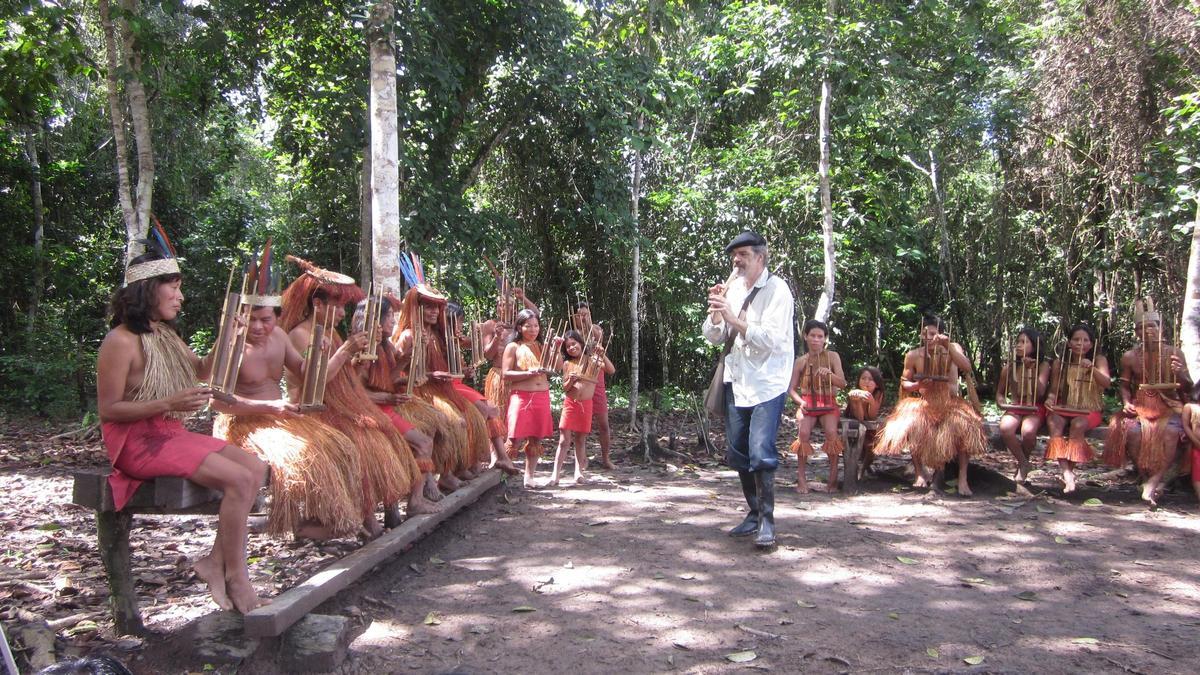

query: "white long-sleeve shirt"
left=701, top=271, right=794, bottom=407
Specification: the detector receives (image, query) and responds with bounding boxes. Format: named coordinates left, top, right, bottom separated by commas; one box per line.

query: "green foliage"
left=0, top=0, right=1196, bottom=417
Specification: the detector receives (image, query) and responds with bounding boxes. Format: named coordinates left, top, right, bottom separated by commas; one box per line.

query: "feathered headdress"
left=1133, top=298, right=1161, bottom=326
left=124, top=215, right=181, bottom=285
left=242, top=239, right=281, bottom=307
left=280, top=255, right=365, bottom=331
left=398, top=251, right=446, bottom=303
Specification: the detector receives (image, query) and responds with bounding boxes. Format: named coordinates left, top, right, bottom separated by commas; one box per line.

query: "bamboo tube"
left=301, top=312, right=321, bottom=406
left=208, top=265, right=239, bottom=392
left=313, top=305, right=333, bottom=404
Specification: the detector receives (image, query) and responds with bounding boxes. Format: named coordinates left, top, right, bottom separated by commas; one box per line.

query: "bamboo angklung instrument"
left=445, top=311, right=465, bottom=379
left=208, top=262, right=257, bottom=405
left=206, top=264, right=242, bottom=404
left=405, top=314, right=428, bottom=398
left=580, top=331, right=613, bottom=383
left=354, top=283, right=384, bottom=364
left=298, top=305, right=334, bottom=412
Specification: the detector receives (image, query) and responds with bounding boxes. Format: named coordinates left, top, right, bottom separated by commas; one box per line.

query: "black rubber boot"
left=754, top=471, right=776, bottom=549
left=728, top=471, right=759, bottom=537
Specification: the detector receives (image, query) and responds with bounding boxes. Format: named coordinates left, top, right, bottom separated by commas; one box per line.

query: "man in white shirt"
left=704, top=231, right=794, bottom=548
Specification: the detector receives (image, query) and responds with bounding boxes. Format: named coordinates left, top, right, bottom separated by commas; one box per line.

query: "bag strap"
left=720, top=280, right=765, bottom=356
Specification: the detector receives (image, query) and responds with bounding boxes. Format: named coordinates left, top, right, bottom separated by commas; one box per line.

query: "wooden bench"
left=72, top=470, right=224, bottom=636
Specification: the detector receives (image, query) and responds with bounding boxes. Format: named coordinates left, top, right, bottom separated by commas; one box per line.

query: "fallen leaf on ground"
left=796, top=600, right=817, bottom=608
left=960, top=577, right=989, bottom=585
left=512, top=606, right=536, bottom=613
left=1054, top=536, right=1069, bottom=544
left=1071, top=637, right=1099, bottom=645
left=896, top=556, right=919, bottom=565
left=888, top=612, right=900, bottom=620
left=963, top=655, right=984, bottom=665
left=1015, top=591, right=1038, bottom=601
left=725, top=650, right=756, bottom=663
left=424, top=612, right=441, bottom=626
left=926, top=647, right=939, bottom=658
left=1036, top=504, right=1054, bottom=514
left=1083, top=498, right=1102, bottom=506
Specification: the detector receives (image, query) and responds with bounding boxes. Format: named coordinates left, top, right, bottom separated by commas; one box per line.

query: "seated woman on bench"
left=96, top=242, right=268, bottom=614
left=995, top=328, right=1049, bottom=483
left=844, top=366, right=884, bottom=477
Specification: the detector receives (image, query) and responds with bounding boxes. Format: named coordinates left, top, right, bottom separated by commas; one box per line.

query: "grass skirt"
left=214, top=413, right=363, bottom=538
left=417, top=389, right=472, bottom=473
left=1046, top=436, right=1093, bottom=464
left=320, top=373, right=418, bottom=506
left=1103, top=391, right=1180, bottom=474
left=875, top=389, right=985, bottom=469
left=485, top=369, right=508, bottom=416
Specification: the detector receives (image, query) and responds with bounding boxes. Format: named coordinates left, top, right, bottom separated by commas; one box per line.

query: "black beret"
left=724, top=230, right=767, bottom=253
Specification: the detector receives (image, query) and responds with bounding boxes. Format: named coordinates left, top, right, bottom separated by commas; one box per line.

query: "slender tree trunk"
left=359, top=146, right=373, bottom=287
left=24, top=127, right=44, bottom=333
left=368, top=1, right=402, bottom=296
left=813, top=0, right=837, bottom=324
left=98, top=0, right=139, bottom=265
left=1181, top=201, right=1200, bottom=376
left=628, top=111, right=646, bottom=429
left=120, top=0, right=153, bottom=253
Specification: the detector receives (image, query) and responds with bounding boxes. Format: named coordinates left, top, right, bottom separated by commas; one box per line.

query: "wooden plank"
left=72, top=471, right=221, bottom=513
left=243, top=469, right=503, bottom=638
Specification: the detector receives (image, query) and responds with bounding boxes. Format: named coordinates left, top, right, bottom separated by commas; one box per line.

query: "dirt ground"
left=3, top=413, right=1200, bottom=674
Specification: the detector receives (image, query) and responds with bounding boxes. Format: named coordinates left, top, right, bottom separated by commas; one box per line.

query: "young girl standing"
left=549, top=330, right=606, bottom=486
left=787, top=320, right=846, bottom=492
left=503, top=309, right=557, bottom=487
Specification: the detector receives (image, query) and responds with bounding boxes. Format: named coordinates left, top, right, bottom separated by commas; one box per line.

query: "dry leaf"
left=1071, top=637, right=1099, bottom=645
left=1083, top=498, right=1102, bottom=506
left=887, top=612, right=900, bottom=620
left=512, top=606, right=536, bottom=613
left=1054, top=536, right=1068, bottom=545
left=1014, top=591, right=1038, bottom=601
left=963, top=655, right=984, bottom=665
left=725, top=650, right=757, bottom=663
left=424, top=612, right=441, bottom=626
left=896, top=556, right=919, bottom=565
left=1036, top=504, right=1054, bottom=513
left=796, top=600, right=817, bottom=608
left=926, top=647, right=939, bottom=658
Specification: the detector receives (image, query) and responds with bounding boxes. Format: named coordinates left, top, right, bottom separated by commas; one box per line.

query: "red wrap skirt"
left=508, top=389, right=553, bottom=439
left=102, top=416, right=227, bottom=511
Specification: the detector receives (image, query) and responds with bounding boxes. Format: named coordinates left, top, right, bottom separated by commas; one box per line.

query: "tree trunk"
left=813, top=0, right=837, bottom=324
left=24, top=127, right=44, bottom=333
left=98, top=0, right=139, bottom=266
left=628, top=111, right=645, bottom=429
left=368, top=1, right=402, bottom=296
left=359, top=146, right=373, bottom=287
left=1181, top=200, right=1200, bottom=376
left=120, top=0, right=154, bottom=257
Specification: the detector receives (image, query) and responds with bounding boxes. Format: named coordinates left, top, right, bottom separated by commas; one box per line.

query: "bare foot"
left=957, top=483, right=973, bottom=497
left=825, top=479, right=838, bottom=492
left=523, top=475, right=539, bottom=489
left=490, top=459, right=521, bottom=476
left=423, top=475, right=445, bottom=502
left=600, top=460, right=616, bottom=470
left=293, top=521, right=335, bottom=541
left=574, top=473, right=588, bottom=485
left=1014, top=463, right=1030, bottom=483
left=1064, top=472, right=1077, bottom=494
left=225, top=575, right=266, bottom=614
left=438, top=473, right=462, bottom=493
left=193, top=555, right=232, bottom=611
left=796, top=482, right=809, bottom=494
left=361, top=517, right=384, bottom=540
left=913, top=475, right=929, bottom=489
left=407, top=491, right=441, bottom=516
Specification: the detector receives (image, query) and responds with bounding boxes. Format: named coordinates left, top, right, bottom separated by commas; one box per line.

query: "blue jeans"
left=724, top=384, right=786, bottom=473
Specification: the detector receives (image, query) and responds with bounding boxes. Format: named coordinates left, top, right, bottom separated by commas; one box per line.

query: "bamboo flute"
left=313, top=305, right=333, bottom=404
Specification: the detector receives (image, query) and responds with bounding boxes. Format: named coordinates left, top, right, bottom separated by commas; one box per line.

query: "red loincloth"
left=560, top=396, right=594, bottom=434
left=102, top=416, right=227, bottom=511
